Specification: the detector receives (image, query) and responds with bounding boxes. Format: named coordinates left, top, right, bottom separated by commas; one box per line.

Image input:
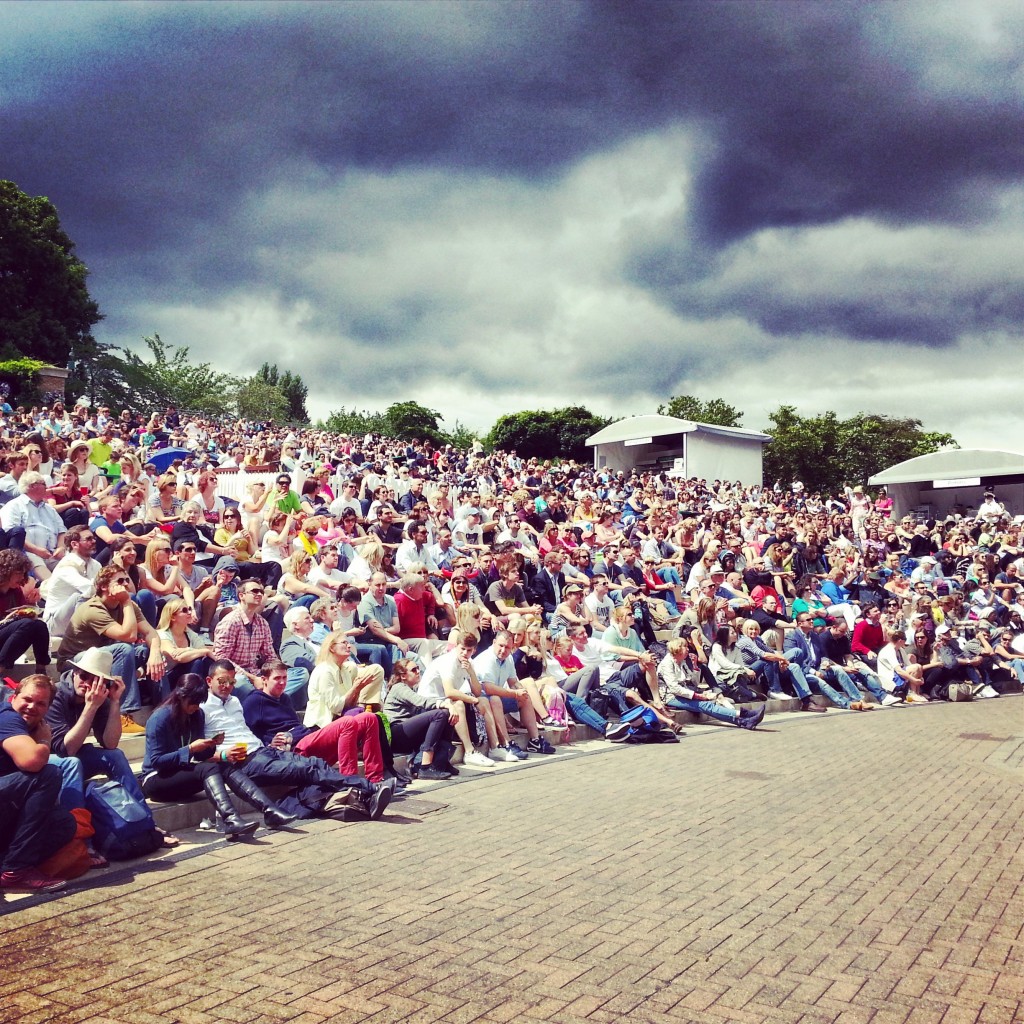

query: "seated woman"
left=278, top=551, right=335, bottom=610
left=46, top=462, right=89, bottom=529
left=507, top=618, right=563, bottom=728
left=382, top=660, right=459, bottom=780
left=141, top=674, right=259, bottom=838
left=301, top=634, right=391, bottom=784
left=147, top=473, right=184, bottom=529
left=157, top=598, right=214, bottom=691
left=549, top=583, right=593, bottom=637
left=657, top=638, right=763, bottom=729
left=709, top=624, right=763, bottom=701
left=137, top=538, right=193, bottom=628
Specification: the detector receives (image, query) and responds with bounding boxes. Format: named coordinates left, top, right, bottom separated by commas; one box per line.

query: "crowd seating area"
left=1, top=399, right=1022, bottom=895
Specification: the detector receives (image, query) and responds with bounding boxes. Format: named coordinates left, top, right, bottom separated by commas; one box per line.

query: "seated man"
left=46, top=648, right=175, bottom=843
left=396, top=522, right=439, bottom=576
left=485, top=562, right=542, bottom=627
left=241, top=658, right=387, bottom=819
left=42, top=525, right=101, bottom=638
left=203, top=660, right=390, bottom=823
left=279, top=605, right=319, bottom=709
left=56, top=564, right=166, bottom=731
left=784, top=612, right=875, bottom=711
left=211, top=577, right=276, bottom=696
left=472, top=631, right=557, bottom=760
left=358, top=572, right=417, bottom=676
left=850, top=603, right=885, bottom=669
left=817, top=618, right=900, bottom=706
left=393, top=572, right=447, bottom=657
left=308, top=544, right=352, bottom=594
left=0, top=675, right=76, bottom=893
left=418, top=632, right=496, bottom=768
left=0, top=471, right=66, bottom=580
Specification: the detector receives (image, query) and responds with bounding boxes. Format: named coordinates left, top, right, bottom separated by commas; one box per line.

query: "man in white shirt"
left=396, top=523, right=440, bottom=575
left=418, top=635, right=495, bottom=768
left=308, top=546, right=352, bottom=594
left=328, top=480, right=362, bottom=521
left=472, top=632, right=556, bottom=760
left=1, top=473, right=66, bottom=580
left=42, top=526, right=101, bottom=636
left=584, top=575, right=616, bottom=633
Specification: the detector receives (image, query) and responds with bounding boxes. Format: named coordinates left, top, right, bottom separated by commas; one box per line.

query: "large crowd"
left=1, top=398, right=1022, bottom=894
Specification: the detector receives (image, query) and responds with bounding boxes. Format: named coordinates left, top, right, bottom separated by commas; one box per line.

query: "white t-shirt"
left=585, top=593, right=615, bottom=631
left=420, top=649, right=472, bottom=701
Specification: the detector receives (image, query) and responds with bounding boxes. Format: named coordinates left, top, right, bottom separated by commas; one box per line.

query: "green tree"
left=485, top=406, right=612, bottom=462
left=762, top=406, right=957, bottom=493
left=657, top=394, right=744, bottom=427
left=384, top=401, right=447, bottom=445
left=235, top=376, right=289, bottom=423
left=0, top=180, right=102, bottom=369
left=95, top=335, right=238, bottom=417
left=255, top=363, right=309, bottom=423
left=319, top=406, right=391, bottom=437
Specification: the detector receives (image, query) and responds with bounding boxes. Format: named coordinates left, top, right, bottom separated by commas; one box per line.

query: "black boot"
left=225, top=771, right=298, bottom=830
left=203, top=772, right=259, bottom=839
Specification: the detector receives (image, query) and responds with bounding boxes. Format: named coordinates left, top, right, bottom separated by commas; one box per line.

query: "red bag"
left=39, top=808, right=96, bottom=881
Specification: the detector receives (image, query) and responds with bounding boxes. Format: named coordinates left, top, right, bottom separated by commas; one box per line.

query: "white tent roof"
left=586, top=414, right=771, bottom=446
left=868, top=448, right=1024, bottom=486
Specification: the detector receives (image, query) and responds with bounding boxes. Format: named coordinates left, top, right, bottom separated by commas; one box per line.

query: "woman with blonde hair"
left=301, top=633, right=389, bottom=783
left=156, top=597, right=213, bottom=691
left=138, top=538, right=194, bottom=625
left=148, top=473, right=184, bottom=527
left=260, top=508, right=295, bottom=566
left=277, top=550, right=333, bottom=609
left=347, top=536, right=385, bottom=584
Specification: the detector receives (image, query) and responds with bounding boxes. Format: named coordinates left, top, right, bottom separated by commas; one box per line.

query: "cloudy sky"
left=3, top=1, right=1023, bottom=447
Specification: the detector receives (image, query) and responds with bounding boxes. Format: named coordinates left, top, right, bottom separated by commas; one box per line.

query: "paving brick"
left=1, top=697, right=1020, bottom=1024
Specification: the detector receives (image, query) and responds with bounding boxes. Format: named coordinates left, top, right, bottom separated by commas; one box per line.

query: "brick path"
left=2, top=698, right=1022, bottom=1024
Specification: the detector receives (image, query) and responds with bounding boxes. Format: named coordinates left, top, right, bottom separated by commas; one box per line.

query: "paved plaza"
left=2, top=697, right=1022, bottom=1024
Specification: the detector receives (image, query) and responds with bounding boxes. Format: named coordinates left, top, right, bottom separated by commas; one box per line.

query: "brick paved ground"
left=2, top=698, right=1022, bottom=1024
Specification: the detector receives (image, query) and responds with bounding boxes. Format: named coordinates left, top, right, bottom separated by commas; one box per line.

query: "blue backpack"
left=617, top=706, right=679, bottom=744
left=85, top=779, right=163, bottom=860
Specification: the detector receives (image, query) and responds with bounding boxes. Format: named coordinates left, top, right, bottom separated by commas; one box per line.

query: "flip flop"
left=157, top=829, right=181, bottom=848
left=88, top=851, right=109, bottom=869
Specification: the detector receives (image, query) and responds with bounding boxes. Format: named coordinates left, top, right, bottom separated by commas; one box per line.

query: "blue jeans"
left=354, top=643, right=388, bottom=672
left=666, top=696, right=739, bottom=725
left=748, top=658, right=781, bottom=693
left=784, top=663, right=812, bottom=700
left=106, top=642, right=147, bottom=713
left=843, top=667, right=887, bottom=702
left=805, top=670, right=854, bottom=708
left=1007, top=659, right=1024, bottom=685
left=0, top=764, right=77, bottom=872
left=565, top=691, right=606, bottom=732
left=53, top=744, right=149, bottom=812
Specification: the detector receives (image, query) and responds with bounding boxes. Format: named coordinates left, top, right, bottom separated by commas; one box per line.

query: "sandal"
left=88, top=851, right=109, bottom=870
left=157, top=829, right=180, bottom=849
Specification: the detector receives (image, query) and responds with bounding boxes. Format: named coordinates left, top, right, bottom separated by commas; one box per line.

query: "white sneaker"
left=488, top=746, right=516, bottom=762
left=881, top=694, right=903, bottom=707
left=767, top=691, right=789, bottom=701
left=978, top=685, right=1000, bottom=699
left=463, top=750, right=496, bottom=768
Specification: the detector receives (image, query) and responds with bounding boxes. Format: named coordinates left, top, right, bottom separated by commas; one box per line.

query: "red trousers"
left=295, top=711, right=384, bottom=783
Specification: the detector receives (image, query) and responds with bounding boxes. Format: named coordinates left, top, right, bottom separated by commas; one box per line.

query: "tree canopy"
left=657, top=394, right=744, bottom=427
left=485, top=406, right=611, bottom=462
left=762, top=406, right=958, bottom=493
left=92, top=335, right=237, bottom=418
left=0, top=180, right=102, bottom=368
left=255, top=363, right=309, bottom=424
left=320, top=400, right=460, bottom=447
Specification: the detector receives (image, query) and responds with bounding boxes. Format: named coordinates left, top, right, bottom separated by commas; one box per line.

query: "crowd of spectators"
left=2, top=398, right=1022, bottom=894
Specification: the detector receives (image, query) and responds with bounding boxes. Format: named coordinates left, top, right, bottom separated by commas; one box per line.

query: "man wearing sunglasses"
left=57, top=565, right=167, bottom=732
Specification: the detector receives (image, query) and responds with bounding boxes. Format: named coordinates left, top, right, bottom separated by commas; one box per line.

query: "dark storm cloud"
left=3, top=0, right=1023, bottom=439
left=7, top=1, right=1021, bottom=277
